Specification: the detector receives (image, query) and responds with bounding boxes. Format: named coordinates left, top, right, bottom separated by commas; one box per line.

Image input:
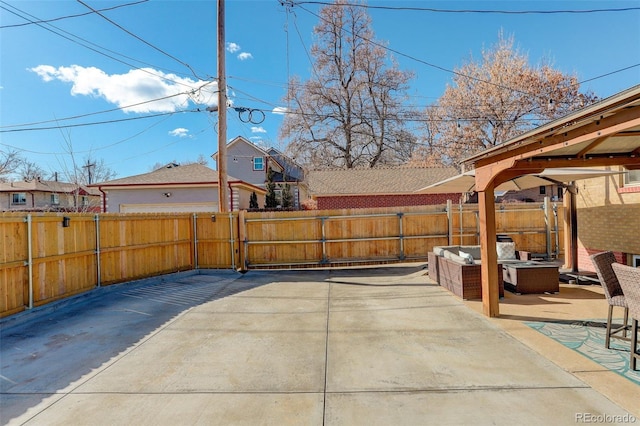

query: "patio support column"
left=562, top=184, right=578, bottom=272
left=477, top=180, right=500, bottom=318
left=474, top=162, right=520, bottom=318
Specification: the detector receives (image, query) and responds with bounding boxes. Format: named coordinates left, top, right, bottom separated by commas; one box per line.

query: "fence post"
left=446, top=200, right=453, bottom=245
left=553, top=203, right=560, bottom=258
left=474, top=211, right=480, bottom=244
left=320, top=216, right=328, bottom=264
left=459, top=201, right=464, bottom=245
left=95, top=214, right=101, bottom=287
left=544, top=197, right=552, bottom=259
left=397, top=212, right=405, bottom=260
left=192, top=213, right=199, bottom=270
left=238, top=210, right=247, bottom=271
left=25, top=214, right=33, bottom=309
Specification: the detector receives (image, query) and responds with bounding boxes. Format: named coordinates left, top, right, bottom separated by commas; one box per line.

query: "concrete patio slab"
left=1, top=264, right=637, bottom=425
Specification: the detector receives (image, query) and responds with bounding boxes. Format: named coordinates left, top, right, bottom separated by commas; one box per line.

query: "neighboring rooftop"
left=93, top=163, right=237, bottom=187
left=0, top=179, right=100, bottom=196
left=306, top=166, right=459, bottom=196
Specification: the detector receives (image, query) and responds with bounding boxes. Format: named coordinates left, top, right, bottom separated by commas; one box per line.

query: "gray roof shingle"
left=306, top=166, right=459, bottom=195
left=94, top=164, right=237, bottom=186
left=0, top=180, right=100, bottom=195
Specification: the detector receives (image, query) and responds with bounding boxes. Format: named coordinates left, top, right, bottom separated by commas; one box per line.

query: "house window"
left=253, top=157, right=264, bottom=171
left=82, top=196, right=89, bottom=206
left=633, top=255, right=640, bottom=268
left=539, top=186, right=546, bottom=195
left=624, top=169, right=640, bottom=186
left=12, top=193, right=26, bottom=205
left=51, top=194, right=59, bottom=205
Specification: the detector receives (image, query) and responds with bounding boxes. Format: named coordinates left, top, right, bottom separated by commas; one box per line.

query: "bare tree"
left=280, top=0, right=414, bottom=169
left=418, top=31, right=598, bottom=165
left=18, top=160, right=48, bottom=181
left=0, top=149, right=22, bottom=182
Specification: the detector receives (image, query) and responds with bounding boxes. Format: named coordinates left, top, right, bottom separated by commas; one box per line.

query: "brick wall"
left=575, top=171, right=640, bottom=270
left=315, top=194, right=461, bottom=210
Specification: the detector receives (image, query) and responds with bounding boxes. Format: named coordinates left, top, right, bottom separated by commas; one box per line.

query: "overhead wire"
left=293, top=3, right=542, bottom=98
left=0, top=110, right=200, bottom=133
left=0, top=114, right=174, bottom=155
left=291, top=1, right=640, bottom=15
left=0, top=2, right=209, bottom=86
left=0, top=1, right=219, bottom=171
left=0, top=81, right=215, bottom=129
left=291, top=1, right=639, bottom=95
left=0, top=0, right=148, bottom=29
left=76, top=0, right=208, bottom=81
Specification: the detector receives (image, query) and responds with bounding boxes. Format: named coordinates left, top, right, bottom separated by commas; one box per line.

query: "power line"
left=0, top=0, right=148, bottom=29
left=578, top=63, right=640, bottom=86
left=0, top=82, right=215, bottom=129
left=292, top=3, right=538, bottom=97
left=0, top=110, right=198, bottom=133
left=0, top=114, right=173, bottom=155
left=287, top=2, right=639, bottom=99
left=76, top=0, right=207, bottom=80
left=0, top=2, right=205, bottom=86
left=292, top=1, right=640, bottom=15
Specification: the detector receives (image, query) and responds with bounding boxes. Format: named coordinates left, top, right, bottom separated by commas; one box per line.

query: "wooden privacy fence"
left=241, top=200, right=564, bottom=268
left=0, top=212, right=237, bottom=318
left=0, top=201, right=563, bottom=317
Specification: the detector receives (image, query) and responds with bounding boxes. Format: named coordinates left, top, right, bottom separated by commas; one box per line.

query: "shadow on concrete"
left=0, top=270, right=251, bottom=423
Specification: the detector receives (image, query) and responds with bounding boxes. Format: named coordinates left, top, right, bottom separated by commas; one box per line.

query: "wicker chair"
left=611, top=263, right=640, bottom=370
left=590, top=251, right=629, bottom=348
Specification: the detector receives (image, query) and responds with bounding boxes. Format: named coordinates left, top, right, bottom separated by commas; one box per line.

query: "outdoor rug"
left=526, top=319, right=640, bottom=386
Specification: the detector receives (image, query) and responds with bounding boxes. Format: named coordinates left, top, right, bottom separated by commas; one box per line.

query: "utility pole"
left=217, top=0, right=229, bottom=212
left=83, top=160, right=95, bottom=184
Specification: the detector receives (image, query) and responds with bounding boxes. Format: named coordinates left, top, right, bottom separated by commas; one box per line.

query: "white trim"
left=633, top=255, right=640, bottom=268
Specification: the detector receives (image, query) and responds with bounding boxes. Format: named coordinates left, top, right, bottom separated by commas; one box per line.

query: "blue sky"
left=1, top=0, right=639, bottom=181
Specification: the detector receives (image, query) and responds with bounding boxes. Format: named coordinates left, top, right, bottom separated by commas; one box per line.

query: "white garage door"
left=119, top=203, right=218, bottom=213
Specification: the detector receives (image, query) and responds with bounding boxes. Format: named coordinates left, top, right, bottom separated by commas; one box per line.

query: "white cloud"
left=226, top=42, right=241, bottom=53
left=251, top=126, right=267, bottom=133
left=29, top=65, right=217, bottom=113
left=272, top=106, right=288, bottom=115
left=237, top=52, right=253, bottom=61
left=169, top=128, right=189, bottom=138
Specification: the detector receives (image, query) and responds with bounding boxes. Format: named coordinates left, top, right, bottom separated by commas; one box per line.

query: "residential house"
left=91, top=163, right=265, bottom=213
left=575, top=166, right=640, bottom=270
left=0, top=179, right=101, bottom=212
left=306, top=166, right=460, bottom=209
left=212, top=136, right=307, bottom=209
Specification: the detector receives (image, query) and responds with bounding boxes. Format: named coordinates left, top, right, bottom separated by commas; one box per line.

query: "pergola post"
left=478, top=181, right=500, bottom=317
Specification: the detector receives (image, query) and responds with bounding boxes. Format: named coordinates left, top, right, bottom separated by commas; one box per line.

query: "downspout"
left=98, top=186, right=107, bottom=212
left=228, top=182, right=234, bottom=211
